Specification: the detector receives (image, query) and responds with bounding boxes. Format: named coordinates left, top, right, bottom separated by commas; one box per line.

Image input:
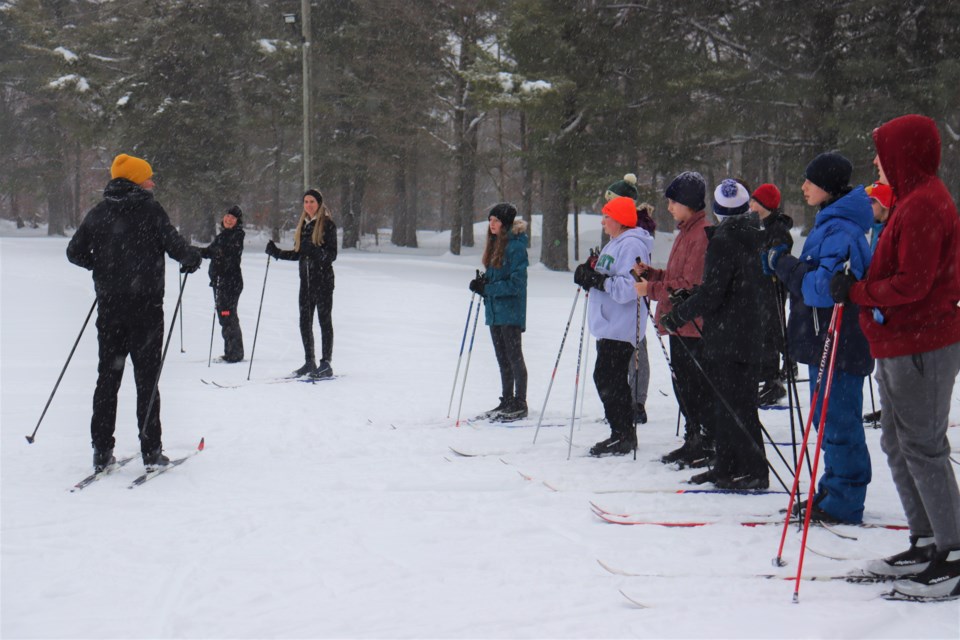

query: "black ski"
left=70, top=454, right=139, bottom=492
left=202, top=375, right=340, bottom=389
left=128, top=438, right=204, bottom=489
left=599, top=559, right=894, bottom=584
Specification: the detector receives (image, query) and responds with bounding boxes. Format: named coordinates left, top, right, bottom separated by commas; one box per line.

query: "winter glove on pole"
left=667, top=287, right=694, bottom=307
left=659, top=308, right=683, bottom=334
left=766, top=244, right=789, bottom=273
left=573, top=263, right=606, bottom=291
left=468, top=270, right=486, bottom=296
left=179, top=250, right=202, bottom=274
left=830, top=270, right=857, bottom=305
left=265, top=240, right=280, bottom=259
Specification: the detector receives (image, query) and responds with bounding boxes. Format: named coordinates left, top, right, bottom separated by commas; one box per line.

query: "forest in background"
left=2, top=0, right=958, bottom=269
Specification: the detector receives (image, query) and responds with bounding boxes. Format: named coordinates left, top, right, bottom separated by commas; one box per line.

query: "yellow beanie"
left=110, top=153, right=153, bottom=184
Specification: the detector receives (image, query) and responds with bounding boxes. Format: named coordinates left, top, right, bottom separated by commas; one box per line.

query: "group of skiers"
left=66, top=112, right=959, bottom=602
left=469, top=114, right=960, bottom=602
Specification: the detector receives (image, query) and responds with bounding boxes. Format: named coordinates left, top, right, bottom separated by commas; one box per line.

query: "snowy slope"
left=2, top=217, right=957, bottom=639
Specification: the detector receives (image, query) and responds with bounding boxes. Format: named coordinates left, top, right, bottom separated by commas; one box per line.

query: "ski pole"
left=567, top=291, right=591, bottom=460
left=454, top=297, right=482, bottom=427
left=207, top=310, right=216, bottom=367
left=139, top=273, right=190, bottom=442
left=533, top=287, right=581, bottom=444
left=179, top=273, right=185, bottom=353
left=867, top=373, right=877, bottom=418
left=631, top=296, right=644, bottom=460
left=773, top=303, right=842, bottom=569
left=25, top=298, right=97, bottom=444
left=669, top=331, right=792, bottom=492
left=775, top=280, right=805, bottom=472
left=792, top=304, right=845, bottom=602
left=447, top=289, right=477, bottom=418
left=642, top=297, right=694, bottom=442
left=576, top=332, right=591, bottom=432
left=246, top=255, right=271, bottom=381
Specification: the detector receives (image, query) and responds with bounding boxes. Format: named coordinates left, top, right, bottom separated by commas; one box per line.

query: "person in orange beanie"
left=67, top=153, right=201, bottom=472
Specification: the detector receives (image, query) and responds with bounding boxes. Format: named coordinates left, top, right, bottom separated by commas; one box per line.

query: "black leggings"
left=489, top=325, right=527, bottom=401
left=593, top=338, right=636, bottom=437
left=299, top=286, right=333, bottom=362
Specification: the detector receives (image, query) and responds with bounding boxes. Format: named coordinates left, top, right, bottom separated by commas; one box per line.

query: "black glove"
left=265, top=240, right=280, bottom=258
left=179, top=251, right=202, bottom=274
left=830, top=270, right=857, bottom=304
left=659, top=308, right=683, bottom=334
left=469, top=273, right=486, bottom=296
left=667, top=287, right=694, bottom=307
left=573, top=263, right=607, bottom=291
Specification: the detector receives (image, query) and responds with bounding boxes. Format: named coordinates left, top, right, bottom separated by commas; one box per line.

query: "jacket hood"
left=706, top=211, right=762, bottom=250
left=817, top=186, right=874, bottom=234
left=873, top=114, right=941, bottom=199
left=104, top=178, right=154, bottom=205
left=613, top=225, right=655, bottom=256
left=510, top=218, right=528, bottom=236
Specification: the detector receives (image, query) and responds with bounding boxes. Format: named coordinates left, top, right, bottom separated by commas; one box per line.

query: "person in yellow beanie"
left=67, top=153, right=201, bottom=472
left=110, top=153, right=154, bottom=187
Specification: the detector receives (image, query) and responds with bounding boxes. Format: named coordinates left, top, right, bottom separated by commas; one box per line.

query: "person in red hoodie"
left=831, top=115, right=960, bottom=601
left=634, top=171, right=712, bottom=466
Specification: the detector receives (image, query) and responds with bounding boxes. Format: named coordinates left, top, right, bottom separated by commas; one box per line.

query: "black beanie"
left=303, top=189, right=323, bottom=204
left=226, top=205, right=243, bottom=226
left=489, top=203, right=517, bottom=228
left=664, top=171, right=706, bottom=211
left=805, top=152, right=852, bottom=196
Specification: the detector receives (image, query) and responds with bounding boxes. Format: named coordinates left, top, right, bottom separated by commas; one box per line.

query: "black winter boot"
left=142, top=447, right=170, bottom=471
left=479, top=396, right=512, bottom=420
left=93, top=448, right=116, bottom=472
left=293, top=360, right=317, bottom=377
left=310, top=360, right=334, bottom=379
left=496, top=399, right=528, bottom=422
left=589, top=431, right=636, bottom=457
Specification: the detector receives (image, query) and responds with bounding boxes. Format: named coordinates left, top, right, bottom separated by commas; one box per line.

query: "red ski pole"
left=793, top=303, right=845, bottom=602
left=773, top=304, right=840, bottom=566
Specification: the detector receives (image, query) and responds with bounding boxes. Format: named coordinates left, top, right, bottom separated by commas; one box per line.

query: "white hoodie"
left=587, top=227, right=654, bottom=345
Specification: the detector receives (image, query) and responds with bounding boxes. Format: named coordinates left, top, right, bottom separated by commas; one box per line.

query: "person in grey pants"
left=831, top=114, right=960, bottom=601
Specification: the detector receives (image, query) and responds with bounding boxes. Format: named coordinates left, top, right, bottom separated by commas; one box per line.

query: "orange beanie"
left=602, top=196, right=638, bottom=228
left=111, top=153, right=153, bottom=184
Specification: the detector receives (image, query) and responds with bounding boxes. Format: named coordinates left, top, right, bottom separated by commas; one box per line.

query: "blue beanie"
left=665, top=171, right=706, bottom=211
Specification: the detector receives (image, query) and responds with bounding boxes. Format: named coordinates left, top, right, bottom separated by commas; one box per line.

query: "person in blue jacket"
left=470, top=203, right=529, bottom=422
left=768, top=152, right=874, bottom=524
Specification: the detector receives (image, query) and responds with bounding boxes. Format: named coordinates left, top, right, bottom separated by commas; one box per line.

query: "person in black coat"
left=265, top=189, right=338, bottom=378
left=67, top=153, right=201, bottom=471
left=198, top=205, right=245, bottom=362
left=751, top=184, right=794, bottom=405
left=660, top=179, right=769, bottom=489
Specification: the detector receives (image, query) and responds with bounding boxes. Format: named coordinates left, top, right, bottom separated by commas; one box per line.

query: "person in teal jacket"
left=469, top=203, right=529, bottom=422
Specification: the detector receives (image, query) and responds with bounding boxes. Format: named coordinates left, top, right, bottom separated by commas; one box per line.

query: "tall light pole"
left=283, top=4, right=312, bottom=193
left=300, top=0, right=312, bottom=192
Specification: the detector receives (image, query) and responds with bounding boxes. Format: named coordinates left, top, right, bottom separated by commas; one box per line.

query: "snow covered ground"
left=2, top=214, right=958, bottom=639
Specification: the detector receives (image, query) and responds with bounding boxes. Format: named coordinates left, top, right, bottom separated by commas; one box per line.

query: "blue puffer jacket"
left=774, top=186, right=874, bottom=375
left=483, top=220, right=528, bottom=330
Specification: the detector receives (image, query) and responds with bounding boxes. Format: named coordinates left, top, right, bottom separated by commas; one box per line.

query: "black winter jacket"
left=673, top=213, right=765, bottom=365
left=66, top=178, right=199, bottom=299
left=199, top=226, right=244, bottom=294
left=275, top=217, right=337, bottom=291
left=759, top=212, right=795, bottom=351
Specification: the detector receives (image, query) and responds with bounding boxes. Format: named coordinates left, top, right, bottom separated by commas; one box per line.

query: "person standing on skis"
left=831, top=115, right=960, bottom=601
left=67, top=153, right=202, bottom=472
left=768, top=152, right=874, bottom=523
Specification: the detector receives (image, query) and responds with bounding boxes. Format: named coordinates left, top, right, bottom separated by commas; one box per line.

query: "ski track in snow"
left=2, top=219, right=957, bottom=638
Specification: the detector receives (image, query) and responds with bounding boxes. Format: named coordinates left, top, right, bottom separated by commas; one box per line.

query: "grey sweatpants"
left=877, top=341, right=960, bottom=550
left=628, top=337, right=650, bottom=406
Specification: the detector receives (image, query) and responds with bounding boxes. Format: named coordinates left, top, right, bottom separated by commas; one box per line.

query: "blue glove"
left=766, top=244, right=789, bottom=274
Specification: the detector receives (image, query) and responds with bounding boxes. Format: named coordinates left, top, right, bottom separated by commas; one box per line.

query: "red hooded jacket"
left=849, top=115, right=960, bottom=358
left=646, top=209, right=711, bottom=337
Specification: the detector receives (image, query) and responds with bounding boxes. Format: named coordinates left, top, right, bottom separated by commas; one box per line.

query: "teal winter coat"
left=482, top=219, right=529, bottom=331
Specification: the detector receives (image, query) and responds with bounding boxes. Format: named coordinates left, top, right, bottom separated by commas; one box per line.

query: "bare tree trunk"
left=540, top=172, right=569, bottom=270
left=520, top=112, right=533, bottom=244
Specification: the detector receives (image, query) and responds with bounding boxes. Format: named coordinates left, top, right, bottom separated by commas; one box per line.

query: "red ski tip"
left=197, top=437, right=205, bottom=451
